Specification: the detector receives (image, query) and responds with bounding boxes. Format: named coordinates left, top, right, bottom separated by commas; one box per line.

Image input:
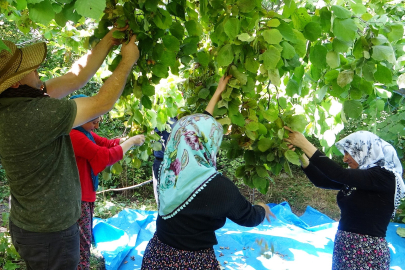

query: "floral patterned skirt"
left=141, top=232, right=220, bottom=269
left=332, top=230, right=390, bottom=270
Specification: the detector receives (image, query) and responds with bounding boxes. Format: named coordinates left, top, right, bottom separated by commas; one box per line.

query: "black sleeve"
left=221, top=177, right=266, bottom=226
left=302, top=163, right=343, bottom=190
left=310, top=150, right=395, bottom=192
left=203, top=110, right=213, bottom=117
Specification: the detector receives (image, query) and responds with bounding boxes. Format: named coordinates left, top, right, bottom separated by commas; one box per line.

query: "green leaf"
left=387, top=24, right=404, bottom=42
left=267, top=69, right=281, bottom=87
left=262, top=108, right=279, bottom=122
left=74, top=0, right=105, bottom=19
left=245, top=55, right=259, bottom=73
left=185, top=20, right=203, bottom=37
left=343, top=100, right=362, bottom=119
left=141, top=95, right=152, bottom=109
left=286, top=78, right=299, bottom=97
left=337, top=70, right=354, bottom=88
left=291, top=7, right=311, bottom=31
left=258, top=137, right=273, bottom=152
left=28, top=0, right=55, bottom=25
left=303, top=22, right=322, bottom=42
left=361, top=13, right=373, bottom=21
left=333, top=38, right=350, bottom=53
left=256, top=166, right=269, bottom=178
left=252, top=174, right=268, bottom=192
left=181, top=37, right=199, bottom=55
left=229, top=65, right=247, bottom=85
left=284, top=150, right=301, bottom=166
left=235, top=165, right=246, bottom=178
left=281, top=41, right=296, bottom=59
left=371, top=34, right=388, bottom=45
left=285, top=115, right=307, bottom=133
left=277, top=21, right=296, bottom=42
left=350, top=3, right=367, bottom=15
left=331, top=5, right=351, bottom=19
left=372, top=45, right=396, bottom=64
left=310, top=44, right=327, bottom=69
left=152, top=142, right=162, bottom=151
left=326, top=51, right=340, bottom=69
left=314, top=85, right=328, bottom=103
left=154, top=9, right=172, bottom=30
left=198, top=88, right=210, bottom=99
left=217, top=44, right=234, bottom=67
left=142, top=83, right=155, bottom=96
left=170, top=21, right=185, bottom=40
left=237, top=33, right=255, bottom=42
left=237, top=0, right=257, bottom=13
left=230, top=113, right=245, bottom=126
left=196, top=50, right=210, bottom=67
left=374, top=64, right=392, bottom=85
left=162, top=35, right=180, bottom=52
left=284, top=160, right=292, bottom=176
left=333, top=18, right=357, bottom=42
left=152, top=64, right=169, bottom=78
left=246, top=121, right=259, bottom=131
left=267, top=19, right=280, bottom=27
left=260, top=46, right=281, bottom=70
left=396, top=227, right=405, bottom=238
left=160, top=51, right=176, bottom=67
left=282, top=0, right=296, bottom=18
left=112, top=31, right=125, bottom=39
left=224, top=18, right=241, bottom=41
left=145, top=0, right=158, bottom=12
left=375, top=99, right=385, bottom=111
left=111, top=163, right=123, bottom=174
left=0, top=40, right=11, bottom=53
left=262, top=29, right=283, bottom=45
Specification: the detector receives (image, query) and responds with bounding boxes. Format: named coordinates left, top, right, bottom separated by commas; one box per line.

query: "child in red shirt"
left=69, top=95, right=145, bottom=270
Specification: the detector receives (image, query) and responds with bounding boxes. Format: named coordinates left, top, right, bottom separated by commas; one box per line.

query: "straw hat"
left=0, top=40, right=47, bottom=93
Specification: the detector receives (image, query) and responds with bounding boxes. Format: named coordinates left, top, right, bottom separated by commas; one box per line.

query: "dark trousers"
left=9, top=219, right=80, bottom=270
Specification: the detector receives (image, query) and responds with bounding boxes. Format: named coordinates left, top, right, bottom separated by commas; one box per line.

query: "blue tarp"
left=93, top=202, right=405, bottom=270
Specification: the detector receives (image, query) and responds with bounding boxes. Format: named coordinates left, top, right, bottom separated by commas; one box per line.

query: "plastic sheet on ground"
left=92, top=202, right=405, bottom=270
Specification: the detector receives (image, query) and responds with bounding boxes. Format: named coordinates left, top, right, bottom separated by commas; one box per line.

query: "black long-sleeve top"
left=156, top=174, right=266, bottom=251
left=303, top=150, right=395, bottom=237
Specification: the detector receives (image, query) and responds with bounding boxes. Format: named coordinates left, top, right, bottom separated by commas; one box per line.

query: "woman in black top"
left=141, top=77, right=275, bottom=269
left=285, top=127, right=405, bottom=270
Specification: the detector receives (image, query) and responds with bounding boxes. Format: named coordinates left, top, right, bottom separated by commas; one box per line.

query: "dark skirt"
left=141, top=232, right=220, bottom=269
left=332, top=230, right=390, bottom=270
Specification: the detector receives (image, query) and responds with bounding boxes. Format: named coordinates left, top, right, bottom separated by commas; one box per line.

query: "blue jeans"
left=9, top=220, right=80, bottom=270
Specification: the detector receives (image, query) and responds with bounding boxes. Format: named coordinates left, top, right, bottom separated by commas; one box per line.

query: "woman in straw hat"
left=284, top=127, right=405, bottom=270
left=0, top=27, right=139, bottom=269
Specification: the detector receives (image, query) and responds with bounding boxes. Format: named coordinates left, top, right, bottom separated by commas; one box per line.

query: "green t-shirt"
left=0, top=97, right=80, bottom=232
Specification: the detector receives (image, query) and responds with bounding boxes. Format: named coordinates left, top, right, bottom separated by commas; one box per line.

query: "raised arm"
left=45, top=27, right=128, bottom=99
left=284, top=126, right=317, bottom=158
left=204, top=75, right=232, bottom=115
left=72, top=35, right=139, bottom=128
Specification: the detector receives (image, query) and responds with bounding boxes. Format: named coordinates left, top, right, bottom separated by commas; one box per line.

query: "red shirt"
left=70, top=130, right=123, bottom=202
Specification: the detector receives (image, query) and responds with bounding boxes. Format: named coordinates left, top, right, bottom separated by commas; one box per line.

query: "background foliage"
left=2, top=0, right=405, bottom=193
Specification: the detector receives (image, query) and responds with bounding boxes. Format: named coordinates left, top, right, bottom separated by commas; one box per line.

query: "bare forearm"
left=205, top=92, right=221, bottom=115
left=300, top=142, right=317, bottom=159
left=46, top=37, right=115, bottom=98
left=120, top=139, right=135, bottom=155
left=91, top=60, right=133, bottom=113
left=72, top=60, right=134, bottom=127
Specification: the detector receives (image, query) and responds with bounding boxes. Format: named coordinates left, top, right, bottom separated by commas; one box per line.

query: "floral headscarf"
left=158, top=113, right=224, bottom=219
left=335, top=131, right=405, bottom=216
